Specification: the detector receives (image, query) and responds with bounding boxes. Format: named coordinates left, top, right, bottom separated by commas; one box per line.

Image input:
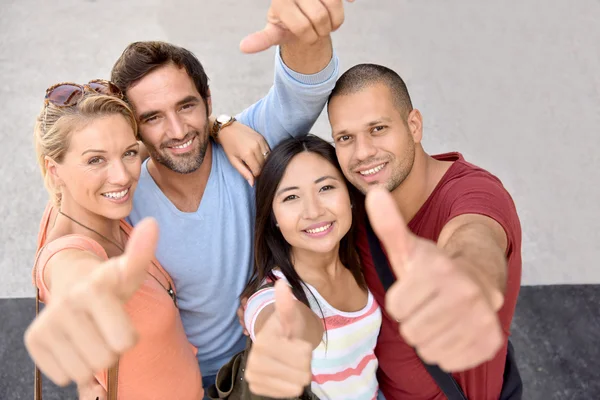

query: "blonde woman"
left=25, top=81, right=203, bottom=399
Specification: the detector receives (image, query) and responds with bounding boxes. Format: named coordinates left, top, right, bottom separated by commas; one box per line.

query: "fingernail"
left=247, top=179, right=253, bottom=187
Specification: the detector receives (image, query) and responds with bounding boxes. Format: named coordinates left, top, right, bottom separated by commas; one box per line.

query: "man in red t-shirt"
left=327, top=64, right=522, bottom=400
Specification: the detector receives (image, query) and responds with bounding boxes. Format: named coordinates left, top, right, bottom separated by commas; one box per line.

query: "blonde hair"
left=33, top=92, right=137, bottom=206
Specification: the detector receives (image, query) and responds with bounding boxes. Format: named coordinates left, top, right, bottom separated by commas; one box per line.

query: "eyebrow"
left=138, top=95, right=200, bottom=121
left=366, top=117, right=393, bottom=126
left=138, top=110, right=159, bottom=122
left=176, top=95, right=200, bottom=108
left=333, top=117, right=394, bottom=137
left=81, top=142, right=138, bottom=156
left=276, top=175, right=339, bottom=196
left=315, top=175, right=339, bottom=184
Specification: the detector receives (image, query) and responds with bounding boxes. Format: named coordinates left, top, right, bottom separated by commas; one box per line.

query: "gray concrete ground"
left=3, top=285, right=599, bottom=399
left=1, top=0, right=599, bottom=398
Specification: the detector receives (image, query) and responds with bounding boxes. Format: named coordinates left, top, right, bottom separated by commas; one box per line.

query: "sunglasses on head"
left=44, top=79, right=123, bottom=107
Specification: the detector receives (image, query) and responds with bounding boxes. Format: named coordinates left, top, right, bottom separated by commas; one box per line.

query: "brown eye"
left=180, top=103, right=195, bottom=111
left=88, top=157, right=103, bottom=165
left=283, top=194, right=299, bottom=202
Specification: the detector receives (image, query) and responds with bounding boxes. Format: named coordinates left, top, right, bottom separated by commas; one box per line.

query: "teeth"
left=359, top=163, right=385, bottom=176
left=102, top=189, right=128, bottom=199
left=306, top=223, right=332, bottom=234
left=171, top=139, right=192, bottom=149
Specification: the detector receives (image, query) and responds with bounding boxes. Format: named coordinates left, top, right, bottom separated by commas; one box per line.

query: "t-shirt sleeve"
left=244, top=286, right=277, bottom=341
left=442, top=170, right=523, bottom=339
left=235, top=46, right=339, bottom=149
left=445, top=173, right=521, bottom=257
left=34, top=236, right=108, bottom=303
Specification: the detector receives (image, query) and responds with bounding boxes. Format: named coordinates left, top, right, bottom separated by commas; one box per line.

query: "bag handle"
left=33, top=246, right=119, bottom=400
left=364, top=217, right=468, bottom=400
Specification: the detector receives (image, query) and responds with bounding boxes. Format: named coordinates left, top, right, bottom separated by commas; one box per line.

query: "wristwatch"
left=211, top=114, right=236, bottom=139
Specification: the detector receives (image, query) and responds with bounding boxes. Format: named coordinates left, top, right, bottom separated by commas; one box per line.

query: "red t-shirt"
left=356, top=152, right=522, bottom=400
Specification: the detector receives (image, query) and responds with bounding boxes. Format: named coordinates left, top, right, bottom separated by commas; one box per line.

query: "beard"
left=147, top=121, right=210, bottom=174
left=384, top=139, right=415, bottom=193
left=350, top=140, right=416, bottom=195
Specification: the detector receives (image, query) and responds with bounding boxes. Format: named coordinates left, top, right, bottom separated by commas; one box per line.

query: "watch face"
left=217, top=114, right=231, bottom=124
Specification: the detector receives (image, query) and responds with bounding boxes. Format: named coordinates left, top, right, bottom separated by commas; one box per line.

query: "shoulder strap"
left=33, top=245, right=119, bottom=400
left=107, top=362, right=119, bottom=399
left=364, top=218, right=468, bottom=400
left=34, top=289, right=42, bottom=400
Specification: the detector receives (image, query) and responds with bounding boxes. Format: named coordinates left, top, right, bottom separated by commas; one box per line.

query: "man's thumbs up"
left=240, top=0, right=352, bottom=54
left=365, top=187, right=417, bottom=281
left=240, top=23, right=287, bottom=55
left=365, top=188, right=504, bottom=372
left=24, top=218, right=159, bottom=387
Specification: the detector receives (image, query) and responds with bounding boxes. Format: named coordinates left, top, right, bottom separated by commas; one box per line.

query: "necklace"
left=57, top=210, right=177, bottom=306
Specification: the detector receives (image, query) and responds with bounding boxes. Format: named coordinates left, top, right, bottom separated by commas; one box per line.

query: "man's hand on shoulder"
left=214, top=119, right=271, bottom=187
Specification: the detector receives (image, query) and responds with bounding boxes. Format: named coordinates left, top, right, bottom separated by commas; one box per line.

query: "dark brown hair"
left=110, top=41, right=210, bottom=111
left=241, top=135, right=366, bottom=307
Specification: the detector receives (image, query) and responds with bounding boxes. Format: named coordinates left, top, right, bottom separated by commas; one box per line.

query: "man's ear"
left=206, top=87, right=212, bottom=116
left=45, top=156, right=64, bottom=188
left=407, top=109, right=423, bottom=144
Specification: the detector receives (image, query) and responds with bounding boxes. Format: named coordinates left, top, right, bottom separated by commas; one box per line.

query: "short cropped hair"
left=328, top=63, right=413, bottom=117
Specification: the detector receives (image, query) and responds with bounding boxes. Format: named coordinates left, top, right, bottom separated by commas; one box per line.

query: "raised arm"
left=214, top=40, right=338, bottom=185
left=233, top=0, right=347, bottom=146
left=235, top=43, right=337, bottom=149
left=215, top=1, right=348, bottom=183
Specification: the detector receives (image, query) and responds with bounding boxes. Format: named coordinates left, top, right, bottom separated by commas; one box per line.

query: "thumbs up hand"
left=240, top=0, right=355, bottom=54
left=365, top=188, right=504, bottom=372
left=24, top=218, right=159, bottom=387
left=273, top=279, right=301, bottom=339
left=245, top=280, right=313, bottom=398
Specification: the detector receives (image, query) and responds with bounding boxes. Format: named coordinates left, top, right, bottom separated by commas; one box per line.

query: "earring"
left=350, top=204, right=354, bottom=209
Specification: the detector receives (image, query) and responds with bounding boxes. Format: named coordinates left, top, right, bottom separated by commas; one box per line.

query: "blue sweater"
left=127, top=48, right=339, bottom=376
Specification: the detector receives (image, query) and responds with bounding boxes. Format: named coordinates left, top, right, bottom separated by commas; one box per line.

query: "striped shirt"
left=244, top=271, right=382, bottom=400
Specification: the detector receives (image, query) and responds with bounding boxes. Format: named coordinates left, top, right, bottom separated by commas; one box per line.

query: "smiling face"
left=329, top=83, right=421, bottom=194
left=272, top=151, right=353, bottom=256
left=49, top=114, right=141, bottom=220
left=126, top=63, right=211, bottom=174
